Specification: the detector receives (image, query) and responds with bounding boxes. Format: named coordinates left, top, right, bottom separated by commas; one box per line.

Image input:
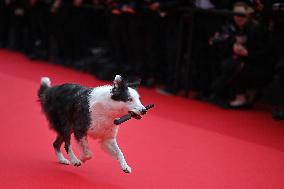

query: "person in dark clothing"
left=54, top=0, right=86, bottom=67
left=8, top=0, right=29, bottom=52
left=266, top=0, right=284, bottom=119
left=105, top=0, right=132, bottom=78
left=27, top=0, right=53, bottom=60
left=271, top=58, right=284, bottom=120
left=145, top=0, right=183, bottom=87
left=156, top=0, right=190, bottom=94
left=0, top=0, right=10, bottom=48
left=72, top=0, right=89, bottom=67
left=128, top=0, right=174, bottom=87
left=106, top=0, right=168, bottom=85
left=210, top=1, right=270, bottom=108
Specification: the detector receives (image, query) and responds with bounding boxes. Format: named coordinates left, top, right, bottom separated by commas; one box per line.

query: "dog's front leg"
left=101, top=139, right=131, bottom=173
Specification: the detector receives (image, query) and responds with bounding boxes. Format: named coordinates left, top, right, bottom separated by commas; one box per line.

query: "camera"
left=211, top=24, right=236, bottom=45
left=272, top=3, right=284, bottom=11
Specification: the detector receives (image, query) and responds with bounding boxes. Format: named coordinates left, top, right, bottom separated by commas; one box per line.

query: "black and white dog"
left=38, top=75, right=146, bottom=173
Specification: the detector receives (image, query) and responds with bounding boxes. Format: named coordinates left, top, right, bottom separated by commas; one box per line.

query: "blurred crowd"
left=0, top=0, right=284, bottom=119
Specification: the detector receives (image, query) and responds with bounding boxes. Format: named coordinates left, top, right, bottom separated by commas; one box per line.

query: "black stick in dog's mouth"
left=114, top=104, right=154, bottom=125
left=129, top=111, right=142, bottom=120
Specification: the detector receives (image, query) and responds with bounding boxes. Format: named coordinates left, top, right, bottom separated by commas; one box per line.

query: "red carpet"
left=0, top=50, right=284, bottom=189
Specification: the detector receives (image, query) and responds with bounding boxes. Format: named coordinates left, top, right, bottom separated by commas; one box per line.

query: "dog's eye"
left=128, top=98, right=133, bottom=102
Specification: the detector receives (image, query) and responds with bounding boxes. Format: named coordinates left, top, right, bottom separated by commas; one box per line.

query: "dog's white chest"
left=87, top=102, right=120, bottom=139
left=88, top=115, right=118, bottom=139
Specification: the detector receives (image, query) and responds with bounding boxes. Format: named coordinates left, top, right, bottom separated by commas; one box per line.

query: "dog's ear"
left=113, top=75, right=124, bottom=88
left=111, top=75, right=129, bottom=101
left=127, top=78, right=141, bottom=91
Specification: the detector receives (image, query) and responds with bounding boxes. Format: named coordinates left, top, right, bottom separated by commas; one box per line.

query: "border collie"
left=38, top=75, right=146, bottom=173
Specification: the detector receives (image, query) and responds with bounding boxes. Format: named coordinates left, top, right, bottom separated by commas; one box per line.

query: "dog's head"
left=111, top=75, right=146, bottom=119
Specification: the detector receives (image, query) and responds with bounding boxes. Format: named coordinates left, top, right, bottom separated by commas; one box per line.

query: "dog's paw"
left=122, top=165, right=132, bottom=174
left=80, top=154, right=92, bottom=163
left=59, top=158, right=70, bottom=165
left=71, top=158, right=82, bottom=167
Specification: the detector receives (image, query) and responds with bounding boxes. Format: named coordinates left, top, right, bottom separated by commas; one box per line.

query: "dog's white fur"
left=53, top=75, right=145, bottom=173
left=41, top=77, right=51, bottom=87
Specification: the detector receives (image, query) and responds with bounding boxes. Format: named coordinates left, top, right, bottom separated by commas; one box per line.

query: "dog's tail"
left=38, top=77, right=51, bottom=98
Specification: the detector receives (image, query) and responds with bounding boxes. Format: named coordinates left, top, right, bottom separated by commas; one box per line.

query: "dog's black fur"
left=38, top=83, right=93, bottom=153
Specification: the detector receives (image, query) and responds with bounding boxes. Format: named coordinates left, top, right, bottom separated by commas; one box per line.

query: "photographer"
left=137, top=0, right=182, bottom=87
left=8, top=0, right=29, bottom=52
left=26, top=0, right=53, bottom=60
left=209, top=1, right=270, bottom=108
left=268, top=0, right=284, bottom=120
left=271, top=58, right=284, bottom=120
left=0, top=0, right=10, bottom=48
left=54, top=0, right=88, bottom=67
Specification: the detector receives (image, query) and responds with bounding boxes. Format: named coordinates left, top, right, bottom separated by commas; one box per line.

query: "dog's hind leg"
left=53, top=135, right=70, bottom=165
left=101, top=139, right=131, bottom=173
left=63, top=131, right=82, bottom=166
